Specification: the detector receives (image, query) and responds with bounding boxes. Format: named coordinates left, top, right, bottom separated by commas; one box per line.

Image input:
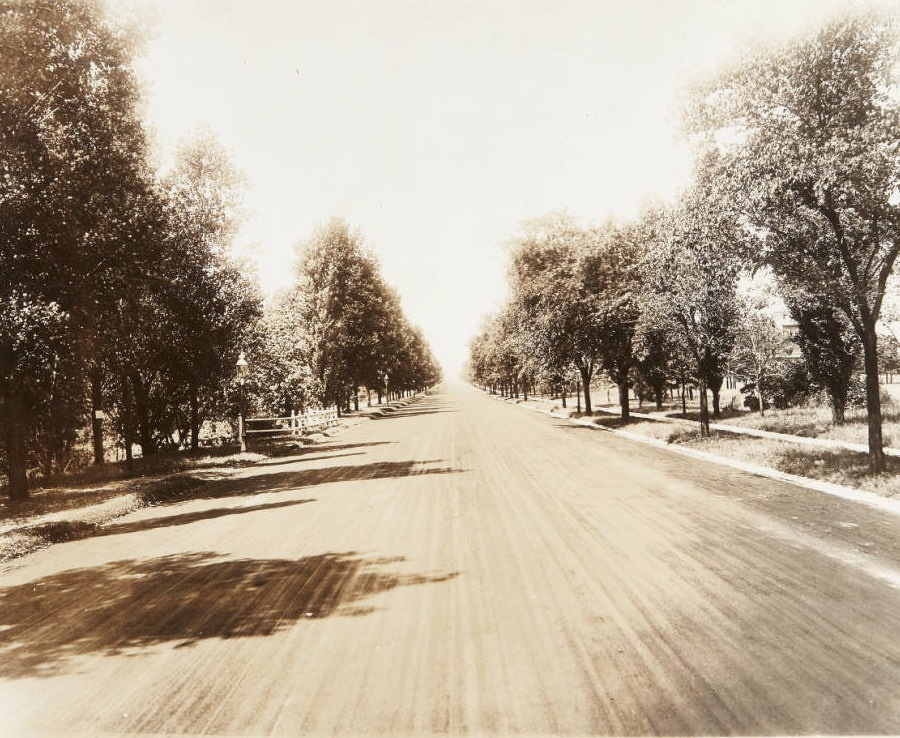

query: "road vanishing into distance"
left=3, top=384, right=900, bottom=736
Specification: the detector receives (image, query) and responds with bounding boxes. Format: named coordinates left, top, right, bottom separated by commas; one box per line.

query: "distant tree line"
left=255, top=217, right=442, bottom=419
left=0, top=0, right=440, bottom=501
left=469, top=11, right=900, bottom=474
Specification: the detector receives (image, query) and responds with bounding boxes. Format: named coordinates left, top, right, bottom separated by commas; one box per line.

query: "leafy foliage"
left=729, top=306, right=789, bottom=416
left=638, top=173, right=742, bottom=434
left=267, top=218, right=440, bottom=415
left=0, top=0, right=151, bottom=498
left=693, top=11, right=900, bottom=470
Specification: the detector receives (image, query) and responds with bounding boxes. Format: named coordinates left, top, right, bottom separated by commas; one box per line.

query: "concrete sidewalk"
left=494, top=391, right=900, bottom=519
left=517, top=393, right=900, bottom=458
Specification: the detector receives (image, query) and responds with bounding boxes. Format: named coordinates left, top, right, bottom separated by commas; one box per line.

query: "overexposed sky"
left=116, top=0, right=888, bottom=377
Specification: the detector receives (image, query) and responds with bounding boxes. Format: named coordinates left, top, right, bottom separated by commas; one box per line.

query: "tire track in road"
left=462, top=388, right=900, bottom=734
left=5, top=388, right=900, bottom=735
left=469, top=401, right=725, bottom=735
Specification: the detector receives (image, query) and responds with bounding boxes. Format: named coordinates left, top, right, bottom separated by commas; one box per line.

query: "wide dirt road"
left=3, top=385, right=900, bottom=736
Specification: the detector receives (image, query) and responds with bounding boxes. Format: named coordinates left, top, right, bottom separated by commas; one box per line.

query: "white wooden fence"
left=244, top=407, right=340, bottom=439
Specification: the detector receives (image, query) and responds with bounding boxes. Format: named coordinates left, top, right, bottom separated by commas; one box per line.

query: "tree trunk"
left=618, top=380, right=630, bottom=421
left=353, top=385, right=359, bottom=412
left=698, top=377, right=710, bottom=437
left=130, top=372, right=154, bottom=457
left=5, top=386, right=29, bottom=502
left=190, top=381, right=200, bottom=452
left=681, top=378, right=687, bottom=416
left=579, top=365, right=592, bottom=415
left=830, top=394, right=846, bottom=425
left=121, top=373, right=135, bottom=474
left=862, top=326, right=886, bottom=474
left=90, top=367, right=104, bottom=465
left=710, top=374, right=723, bottom=419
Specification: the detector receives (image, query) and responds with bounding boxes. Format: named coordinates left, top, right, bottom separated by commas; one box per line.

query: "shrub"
left=768, top=362, right=815, bottom=410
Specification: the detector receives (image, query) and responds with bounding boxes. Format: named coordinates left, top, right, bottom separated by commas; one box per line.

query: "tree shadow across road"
left=375, top=397, right=454, bottom=419
left=144, top=459, right=463, bottom=504
left=255, top=451, right=365, bottom=468
left=0, top=550, right=458, bottom=679
left=99, top=497, right=318, bottom=537
left=274, top=441, right=397, bottom=458
left=17, top=460, right=464, bottom=548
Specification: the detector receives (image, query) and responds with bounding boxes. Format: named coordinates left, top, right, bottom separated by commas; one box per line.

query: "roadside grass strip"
left=499, top=394, right=900, bottom=519
left=609, top=424, right=900, bottom=519
left=592, top=405, right=900, bottom=457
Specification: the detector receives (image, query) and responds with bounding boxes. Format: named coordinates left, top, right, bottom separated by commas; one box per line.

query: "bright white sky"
left=114, top=0, right=891, bottom=377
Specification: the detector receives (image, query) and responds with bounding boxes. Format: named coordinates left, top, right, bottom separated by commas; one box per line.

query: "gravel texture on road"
left=2, top=385, right=900, bottom=736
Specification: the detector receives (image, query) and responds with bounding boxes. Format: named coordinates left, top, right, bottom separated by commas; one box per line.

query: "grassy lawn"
left=0, top=400, right=407, bottom=565
left=709, top=404, right=900, bottom=448
left=0, top=447, right=269, bottom=523
left=591, top=416, right=900, bottom=498
left=522, top=392, right=900, bottom=497
left=0, top=448, right=272, bottom=563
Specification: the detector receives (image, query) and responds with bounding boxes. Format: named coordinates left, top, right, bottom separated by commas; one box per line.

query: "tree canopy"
left=692, top=11, right=900, bottom=470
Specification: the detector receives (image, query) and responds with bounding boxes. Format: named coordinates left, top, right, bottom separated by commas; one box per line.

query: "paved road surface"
left=3, top=384, right=900, bottom=736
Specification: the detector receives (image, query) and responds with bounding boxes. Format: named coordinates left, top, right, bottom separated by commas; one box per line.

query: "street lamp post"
left=236, top=351, right=249, bottom=453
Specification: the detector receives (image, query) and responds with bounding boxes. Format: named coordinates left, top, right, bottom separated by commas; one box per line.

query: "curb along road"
left=494, top=393, right=900, bottom=520
left=0, top=394, right=431, bottom=564
left=591, top=404, right=900, bottom=458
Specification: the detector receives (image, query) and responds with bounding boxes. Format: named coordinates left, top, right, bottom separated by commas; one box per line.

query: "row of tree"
left=0, top=0, right=264, bottom=501
left=254, top=218, right=442, bottom=419
left=0, top=0, right=440, bottom=501
left=469, top=11, right=900, bottom=474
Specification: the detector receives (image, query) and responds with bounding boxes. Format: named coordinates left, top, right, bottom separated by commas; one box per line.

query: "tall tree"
left=292, top=218, right=439, bottom=412
left=508, top=214, right=605, bottom=414
left=693, top=12, right=900, bottom=471
left=640, top=180, right=741, bottom=436
left=296, top=219, right=375, bottom=411
left=0, top=0, right=149, bottom=499
left=784, top=286, right=861, bottom=424
left=256, top=290, right=318, bottom=416
left=586, top=221, right=643, bottom=420
left=730, top=307, right=788, bottom=416
left=160, top=131, right=261, bottom=451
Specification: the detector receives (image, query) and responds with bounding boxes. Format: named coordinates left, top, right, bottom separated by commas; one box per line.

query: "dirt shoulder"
left=508, top=394, right=900, bottom=499
left=0, top=398, right=422, bottom=566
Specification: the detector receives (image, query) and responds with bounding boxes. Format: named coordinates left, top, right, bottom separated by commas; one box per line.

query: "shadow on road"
left=296, top=441, right=397, bottom=455
left=101, top=497, right=318, bottom=537
left=144, top=459, right=464, bottom=505
left=0, top=550, right=459, bottom=679
left=550, top=422, right=597, bottom=432
left=255, top=451, right=365, bottom=468
left=18, top=460, right=465, bottom=549
left=375, top=397, right=455, bottom=419
left=379, top=408, right=454, bottom=418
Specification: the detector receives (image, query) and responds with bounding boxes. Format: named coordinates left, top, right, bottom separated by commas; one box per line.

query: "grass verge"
left=0, top=405, right=383, bottom=565
left=0, top=451, right=266, bottom=564
left=601, top=418, right=900, bottom=497
left=501, top=393, right=900, bottom=496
